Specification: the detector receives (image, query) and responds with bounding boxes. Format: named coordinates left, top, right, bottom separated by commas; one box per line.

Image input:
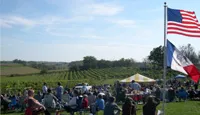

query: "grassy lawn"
left=1, top=101, right=200, bottom=115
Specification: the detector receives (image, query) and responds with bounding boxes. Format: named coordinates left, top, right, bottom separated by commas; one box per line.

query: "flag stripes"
left=167, top=9, right=200, bottom=38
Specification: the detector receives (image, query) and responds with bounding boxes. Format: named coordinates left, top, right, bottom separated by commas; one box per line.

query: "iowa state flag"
left=167, top=40, right=200, bottom=83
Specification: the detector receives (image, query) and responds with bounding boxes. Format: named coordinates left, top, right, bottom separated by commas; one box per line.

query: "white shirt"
left=68, top=97, right=77, bottom=107
left=42, top=85, right=48, bottom=93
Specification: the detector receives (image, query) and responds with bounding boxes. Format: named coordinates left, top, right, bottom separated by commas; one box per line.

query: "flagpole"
left=162, top=2, right=167, bottom=115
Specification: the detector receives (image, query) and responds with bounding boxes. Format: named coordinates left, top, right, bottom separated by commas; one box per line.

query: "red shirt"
left=82, top=98, right=89, bottom=108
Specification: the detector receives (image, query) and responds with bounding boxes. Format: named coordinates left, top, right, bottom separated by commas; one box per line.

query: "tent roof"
left=120, top=73, right=156, bottom=82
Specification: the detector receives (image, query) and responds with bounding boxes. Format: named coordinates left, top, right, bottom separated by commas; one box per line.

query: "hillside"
left=0, top=63, right=40, bottom=76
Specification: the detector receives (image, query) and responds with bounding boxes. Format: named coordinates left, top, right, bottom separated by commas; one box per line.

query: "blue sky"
left=1, top=0, right=200, bottom=62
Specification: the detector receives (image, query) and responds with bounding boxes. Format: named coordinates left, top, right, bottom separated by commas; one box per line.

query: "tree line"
left=68, top=57, right=136, bottom=71
left=10, top=43, right=200, bottom=72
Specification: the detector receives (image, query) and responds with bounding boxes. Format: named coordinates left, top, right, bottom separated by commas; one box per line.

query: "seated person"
left=62, top=91, right=71, bottom=104
left=9, top=95, right=18, bottom=109
left=43, top=88, right=58, bottom=109
left=104, top=96, right=121, bottom=115
left=26, top=89, right=49, bottom=115
left=178, top=87, right=188, bottom=101
left=64, top=90, right=80, bottom=112
left=34, top=91, right=42, bottom=103
left=188, top=88, right=195, bottom=99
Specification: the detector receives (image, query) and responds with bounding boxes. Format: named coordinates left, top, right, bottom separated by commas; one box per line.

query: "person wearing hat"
left=82, top=94, right=89, bottom=109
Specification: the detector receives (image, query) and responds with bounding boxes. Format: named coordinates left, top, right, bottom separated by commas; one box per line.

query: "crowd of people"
left=1, top=79, right=200, bottom=115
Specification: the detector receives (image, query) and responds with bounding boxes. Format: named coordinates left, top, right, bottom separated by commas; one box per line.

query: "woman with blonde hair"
left=25, top=89, right=50, bottom=115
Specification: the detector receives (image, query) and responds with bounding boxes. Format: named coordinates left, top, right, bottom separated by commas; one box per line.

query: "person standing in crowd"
left=64, top=90, right=79, bottom=112
left=56, top=82, right=64, bottom=101
left=194, top=82, right=198, bottom=91
left=104, top=96, right=121, bottom=115
left=82, top=94, right=89, bottom=109
left=168, top=87, right=175, bottom=102
left=88, top=92, right=96, bottom=106
left=96, top=94, right=105, bottom=110
left=1, top=94, right=11, bottom=113
left=143, top=96, right=160, bottom=115
left=155, top=86, right=161, bottom=99
left=82, top=83, right=87, bottom=94
left=115, top=81, right=121, bottom=102
left=130, top=80, right=141, bottom=91
left=42, top=82, right=48, bottom=99
left=122, top=97, right=136, bottom=115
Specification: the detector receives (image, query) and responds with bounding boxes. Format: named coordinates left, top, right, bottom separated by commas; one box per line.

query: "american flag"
left=167, top=8, right=200, bottom=38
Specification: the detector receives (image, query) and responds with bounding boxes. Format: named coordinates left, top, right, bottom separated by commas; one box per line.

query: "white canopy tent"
left=120, top=73, right=156, bottom=83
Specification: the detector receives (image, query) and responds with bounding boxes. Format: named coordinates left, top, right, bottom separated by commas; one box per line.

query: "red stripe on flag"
left=182, top=14, right=196, bottom=19
left=180, top=10, right=195, bottom=14
left=168, top=22, right=198, bottom=29
left=183, top=65, right=200, bottom=83
left=167, top=31, right=200, bottom=37
left=182, top=21, right=200, bottom=25
left=167, top=27, right=200, bottom=33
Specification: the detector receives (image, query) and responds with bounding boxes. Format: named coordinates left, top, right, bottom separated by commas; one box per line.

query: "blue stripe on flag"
left=167, top=8, right=182, bottom=23
left=167, top=40, right=175, bottom=67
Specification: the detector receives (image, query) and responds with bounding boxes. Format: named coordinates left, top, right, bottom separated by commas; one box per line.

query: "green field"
left=0, top=63, right=40, bottom=76
left=1, top=67, right=178, bottom=93
left=1, top=101, right=200, bottom=115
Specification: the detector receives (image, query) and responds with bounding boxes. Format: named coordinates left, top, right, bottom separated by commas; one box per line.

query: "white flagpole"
left=162, top=2, right=167, bottom=115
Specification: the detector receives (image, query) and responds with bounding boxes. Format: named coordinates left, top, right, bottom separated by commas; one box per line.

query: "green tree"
left=83, top=56, right=97, bottom=70
left=148, top=46, right=164, bottom=68
left=68, top=61, right=83, bottom=71
left=40, top=69, right=47, bottom=74
left=179, top=44, right=199, bottom=65
left=97, top=59, right=111, bottom=68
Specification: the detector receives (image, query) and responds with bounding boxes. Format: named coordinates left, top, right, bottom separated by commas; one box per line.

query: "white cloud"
left=80, top=35, right=106, bottom=39
left=108, top=19, right=136, bottom=27
left=88, top=3, right=123, bottom=16
left=0, top=16, right=35, bottom=28
left=0, top=19, right=12, bottom=28
left=38, top=16, right=94, bottom=25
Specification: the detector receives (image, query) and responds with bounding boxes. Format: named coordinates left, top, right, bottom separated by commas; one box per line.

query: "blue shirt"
left=130, top=82, right=141, bottom=90
left=56, top=86, right=63, bottom=100
left=96, top=99, right=105, bottom=110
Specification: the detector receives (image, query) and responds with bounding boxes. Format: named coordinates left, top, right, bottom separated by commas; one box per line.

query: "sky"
left=1, top=0, right=200, bottom=62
